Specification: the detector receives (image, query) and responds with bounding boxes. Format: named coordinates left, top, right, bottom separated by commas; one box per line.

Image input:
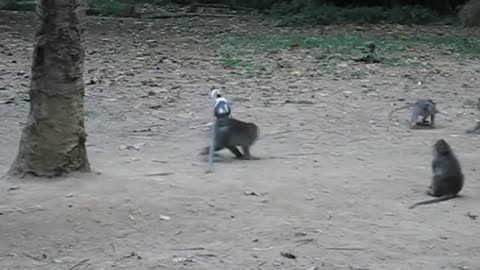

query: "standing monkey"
left=200, top=117, right=259, bottom=160
left=388, top=99, right=439, bottom=129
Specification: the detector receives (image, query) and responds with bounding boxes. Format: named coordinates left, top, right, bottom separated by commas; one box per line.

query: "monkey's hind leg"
left=426, top=187, right=436, bottom=196
left=200, top=146, right=223, bottom=156
left=239, top=146, right=260, bottom=160
left=429, top=113, right=435, bottom=128
left=419, top=116, right=432, bottom=126
left=227, top=146, right=244, bottom=159
left=411, top=121, right=434, bottom=129
left=426, top=179, right=444, bottom=197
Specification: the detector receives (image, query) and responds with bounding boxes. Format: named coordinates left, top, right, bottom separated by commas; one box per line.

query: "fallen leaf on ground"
left=280, top=252, right=296, bottom=259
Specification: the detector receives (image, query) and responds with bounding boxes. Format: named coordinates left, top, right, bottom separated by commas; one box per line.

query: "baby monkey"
left=388, top=99, right=439, bottom=129
left=200, top=117, right=259, bottom=160
left=409, top=139, right=464, bottom=209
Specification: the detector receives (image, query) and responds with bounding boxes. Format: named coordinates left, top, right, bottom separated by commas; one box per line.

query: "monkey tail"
left=387, top=105, right=409, bottom=118
left=408, top=194, right=457, bottom=209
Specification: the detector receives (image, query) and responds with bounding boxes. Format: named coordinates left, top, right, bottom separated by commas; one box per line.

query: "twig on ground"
left=172, top=247, right=205, bottom=251
left=253, top=246, right=275, bottom=251
left=144, top=172, right=174, bottom=177
left=68, top=259, right=90, bottom=270
left=194, top=253, right=218, bottom=257
left=22, top=253, right=47, bottom=262
left=262, top=156, right=296, bottom=160
left=264, top=128, right=316, bottom=137
left=325, top=247, right=365, bottom=251
left=152, top=160, right=168, bottom=163
left=295, top=238, right=314, bottom=245
left=280, top=252, right=297, bottom=259
left=285, top=152, right=323, bottom=157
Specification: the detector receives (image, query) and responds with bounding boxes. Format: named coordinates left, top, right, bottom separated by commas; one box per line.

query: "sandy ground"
left=1, top=11, right=480, bottom=270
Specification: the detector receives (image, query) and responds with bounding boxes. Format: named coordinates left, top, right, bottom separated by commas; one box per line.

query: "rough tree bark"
left=459, top=0, right=480, bottom=26
left=8, top=0, right=90, bottom=177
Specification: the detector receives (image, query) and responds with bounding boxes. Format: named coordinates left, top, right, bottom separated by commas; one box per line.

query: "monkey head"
left=210, top=86, right=231, bottom=119
left=214, top=97, right=231, bottom=118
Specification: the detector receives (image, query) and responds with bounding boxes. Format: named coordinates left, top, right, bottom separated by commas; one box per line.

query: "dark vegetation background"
left=1, top=0, right=479, bottom=26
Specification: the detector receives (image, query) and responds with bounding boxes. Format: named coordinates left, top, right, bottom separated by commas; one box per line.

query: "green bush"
left=0, top=0, right=457, bottom=25
left=87, top=0, right=135, bottom=16
left=0, top=0, right=35, bottom=11
left=276, top=3, right=446, bottom=26
left=390, top=5, right=439, bottom=24
left=220, top=34, right=480, bottom=76
left=168, top=0, right=278, bottom=10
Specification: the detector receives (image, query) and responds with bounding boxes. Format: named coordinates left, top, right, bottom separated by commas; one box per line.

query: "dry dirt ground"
left=1, top=11, right=480, bottom=270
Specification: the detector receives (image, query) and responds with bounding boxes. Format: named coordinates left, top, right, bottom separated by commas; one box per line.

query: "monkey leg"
left=410, top=122, right=422, bottom=129
left=240, top=146, right=251, bottom=160
left=410, top=112, right=420, bottom=127
left=427, top=183, right=444, bottom=197
left=239, top=146, right=260, bottom=160
left=227, top=146, right=244, bottom=158
left=200, top=145, right=224, bottom=155
left=412, top=120, right=433, bottom=129
left=412, top=113, right=428, bottom=125
left=420, top=115, right=429, bottom=125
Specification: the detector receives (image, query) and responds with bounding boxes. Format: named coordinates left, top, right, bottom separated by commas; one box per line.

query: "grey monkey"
left=409, top=139, right=464, bottom=209
left=388, top=99, right=439, bottom=128
left=201, top=117, right=259, bottom=160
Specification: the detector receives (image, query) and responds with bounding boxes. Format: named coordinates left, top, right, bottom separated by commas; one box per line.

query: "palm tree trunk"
left=9, top=0, right=90, bottom=177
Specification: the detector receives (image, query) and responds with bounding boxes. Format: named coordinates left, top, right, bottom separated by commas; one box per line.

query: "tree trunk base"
left=8, top=123, right=90, bottom=177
